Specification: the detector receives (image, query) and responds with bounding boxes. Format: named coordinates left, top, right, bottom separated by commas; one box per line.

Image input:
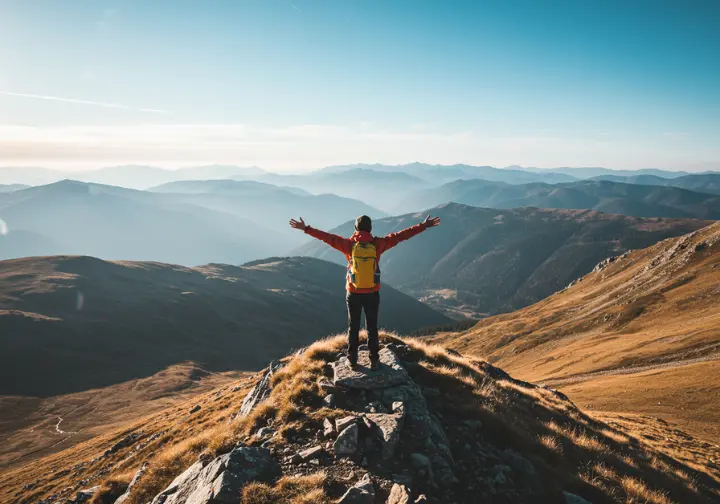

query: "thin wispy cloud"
left=290, top=3, right=300, bottom=11
left=0, top=91, right=166, bottom=113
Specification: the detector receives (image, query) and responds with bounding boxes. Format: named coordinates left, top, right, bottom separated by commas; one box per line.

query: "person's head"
left=355, top=215, right=372, bottom=233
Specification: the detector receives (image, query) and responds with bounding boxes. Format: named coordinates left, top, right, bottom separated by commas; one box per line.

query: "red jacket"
left=305, top=223, right=427, bottom=293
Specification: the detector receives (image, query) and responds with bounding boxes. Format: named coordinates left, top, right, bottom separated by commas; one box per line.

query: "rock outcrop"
left=238, top=360, right=284, bottom=416
left=149, top=446, right=280, bottom=504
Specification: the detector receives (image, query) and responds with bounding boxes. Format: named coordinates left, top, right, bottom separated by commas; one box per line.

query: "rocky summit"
left=6, top=333, right=720, bottom=504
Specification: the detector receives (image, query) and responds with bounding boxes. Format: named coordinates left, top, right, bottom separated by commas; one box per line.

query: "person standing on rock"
left=289, top=214, right=440, bottom=370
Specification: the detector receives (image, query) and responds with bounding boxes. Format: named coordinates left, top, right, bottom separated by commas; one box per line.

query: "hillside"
left=2, top=334, right=718, bottom=503
left=0, top=180, right=290, bottom=265
left=431, top=222, right=720, bottom=441
left=397, top=179, right=720, bottom=219
left=149, top=179, right=385, bottom=235
left=296, top=203, right=711, bottom=317
left=0, top=255, right=449, bottom=397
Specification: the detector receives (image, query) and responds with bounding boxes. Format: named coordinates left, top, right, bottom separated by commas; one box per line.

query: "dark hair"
left=355, top=215, right=372, bottom=232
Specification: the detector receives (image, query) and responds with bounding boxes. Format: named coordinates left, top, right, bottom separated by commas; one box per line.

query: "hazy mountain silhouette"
left=516, top=166, right=695, bottom=179
left=397, top=179, right=720, bottom=218
left=316, top=162, right=578, bottom=185
left=296, top=203, right=712, bottom=317
left=253, top=168, right=431, bottom=212
left=0, top=255, right=450, bottom=396
left=592, top=173, right=720, bottom=195
left=0, top=184, right=29, bottom=193
left=149, top=179, right=385, bottom=235
left=0, top=180, right=288, bottom=265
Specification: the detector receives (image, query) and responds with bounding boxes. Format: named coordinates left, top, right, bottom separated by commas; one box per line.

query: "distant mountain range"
left=397, top=178, right=720, bottom=218
left=149, top=179, right=385, bottom=237
left=0, top=165, right=266, bottom=189
left=0, top=180, right=285, bottom=265
left=590, top=173, right=720, bottom=195
left=0, top=255, right=449, bottom=396
left=0, top=180, right=381, bottom=264
left=296, top=203, right=712, bottom=317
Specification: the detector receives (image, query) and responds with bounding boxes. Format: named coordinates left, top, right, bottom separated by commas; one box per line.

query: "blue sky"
left=0, top=0, right=718, bottom=171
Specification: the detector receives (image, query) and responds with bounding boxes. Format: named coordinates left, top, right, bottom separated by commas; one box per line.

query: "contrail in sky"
left=0, top=90, right=166, bottom=113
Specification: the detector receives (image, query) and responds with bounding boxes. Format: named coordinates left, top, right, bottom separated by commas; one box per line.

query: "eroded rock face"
left=364, top=402, right=405, bottom=460
left=337, top=473, right=375, bottom=504
left=149, top=447, right=280, bottom=504
left=239, top=360, right=284, bottom=416
left=334, top=423, right=360, bottom=456
left=328, top=347, right=458, bottom=490
left=333, top=348, right=410, bottom=389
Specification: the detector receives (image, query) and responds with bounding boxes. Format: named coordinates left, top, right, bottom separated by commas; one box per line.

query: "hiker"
left=289, top=214, right=440, bottom=370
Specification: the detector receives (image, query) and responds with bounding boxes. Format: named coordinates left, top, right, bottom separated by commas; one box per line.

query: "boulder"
left=387, top=483, right=412, bottom=504
left=73, top=486, right=100, bottom=503
left=334, top=423, right=359, bottom=456
left=336, top=415, right=359, bottom=432
left=239, top=360, right=284, bottom=416
left=149, top=446, right=280, bottom=504
left=298, top=445, right=324, bottom=461
left=338, top=474, right=375, bottom=504
left=365, top=404, right=405, bottom=460
left=333, top=349, right=410, bottom=389
left=323, top=418, right=335, bottom=438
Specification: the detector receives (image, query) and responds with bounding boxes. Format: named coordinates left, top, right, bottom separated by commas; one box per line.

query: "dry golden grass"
left=242, top=472, right=327, bottom=504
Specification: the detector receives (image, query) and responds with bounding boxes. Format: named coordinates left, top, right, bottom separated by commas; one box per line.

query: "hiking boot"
left=348, top=356, right=359, bottom=370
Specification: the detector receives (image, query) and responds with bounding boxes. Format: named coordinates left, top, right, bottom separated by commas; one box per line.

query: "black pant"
left=346, top=291, right=380, bottom=362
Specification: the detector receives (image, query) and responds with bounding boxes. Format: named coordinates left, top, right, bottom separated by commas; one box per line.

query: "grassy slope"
left=2, top=334, right=718, bottom=503
left=432, top=222, right=720, bottom=442
left=0, top=255, right=449, bottom=396
left=297, top=203, right=712, bottom=317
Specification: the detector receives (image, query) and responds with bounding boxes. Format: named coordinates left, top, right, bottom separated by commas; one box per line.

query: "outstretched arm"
left=289, top=217, right=352, bottom=255
left=377, top=215, right=440, bottom=253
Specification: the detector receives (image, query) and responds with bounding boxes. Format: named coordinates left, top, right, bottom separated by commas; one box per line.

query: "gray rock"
left=317, top=378, right=337, bottom=393
left=409, top=453, right=433, bottom=478
left=239, top=360, right=284, bottom=416
left=114, top=463, right=148, bottom=504
left=189, top=405, right=201, bottom=414
left=337, top=474, right=375, bottom=504
left=563, top=491, right=593, bottom=504
left=336, top=415, right=359, bottom=432
left=387, top=483, right=412, bottom=504
left=323, top=394, right=336, bottom=407
left=298, top=445, right=324, bottom=461
left=365, top=400, right=388, bottom=413
left=365, top=404, right=405, bottom=460
left=149, top=447, right=280, bottom=504
left=333, top=349, right=410, bottom=389
left=334, top=424, right=359, bottom=456
left=323, top=418, right=335, bottom=438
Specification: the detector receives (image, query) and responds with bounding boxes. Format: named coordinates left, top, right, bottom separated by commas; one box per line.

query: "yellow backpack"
left=350, top=241, right=378, bottom=289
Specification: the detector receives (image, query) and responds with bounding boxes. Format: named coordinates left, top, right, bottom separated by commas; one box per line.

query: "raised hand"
left=423, top=215, right=441, bottom=228
left=289, top=217, right=308, bottom=231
